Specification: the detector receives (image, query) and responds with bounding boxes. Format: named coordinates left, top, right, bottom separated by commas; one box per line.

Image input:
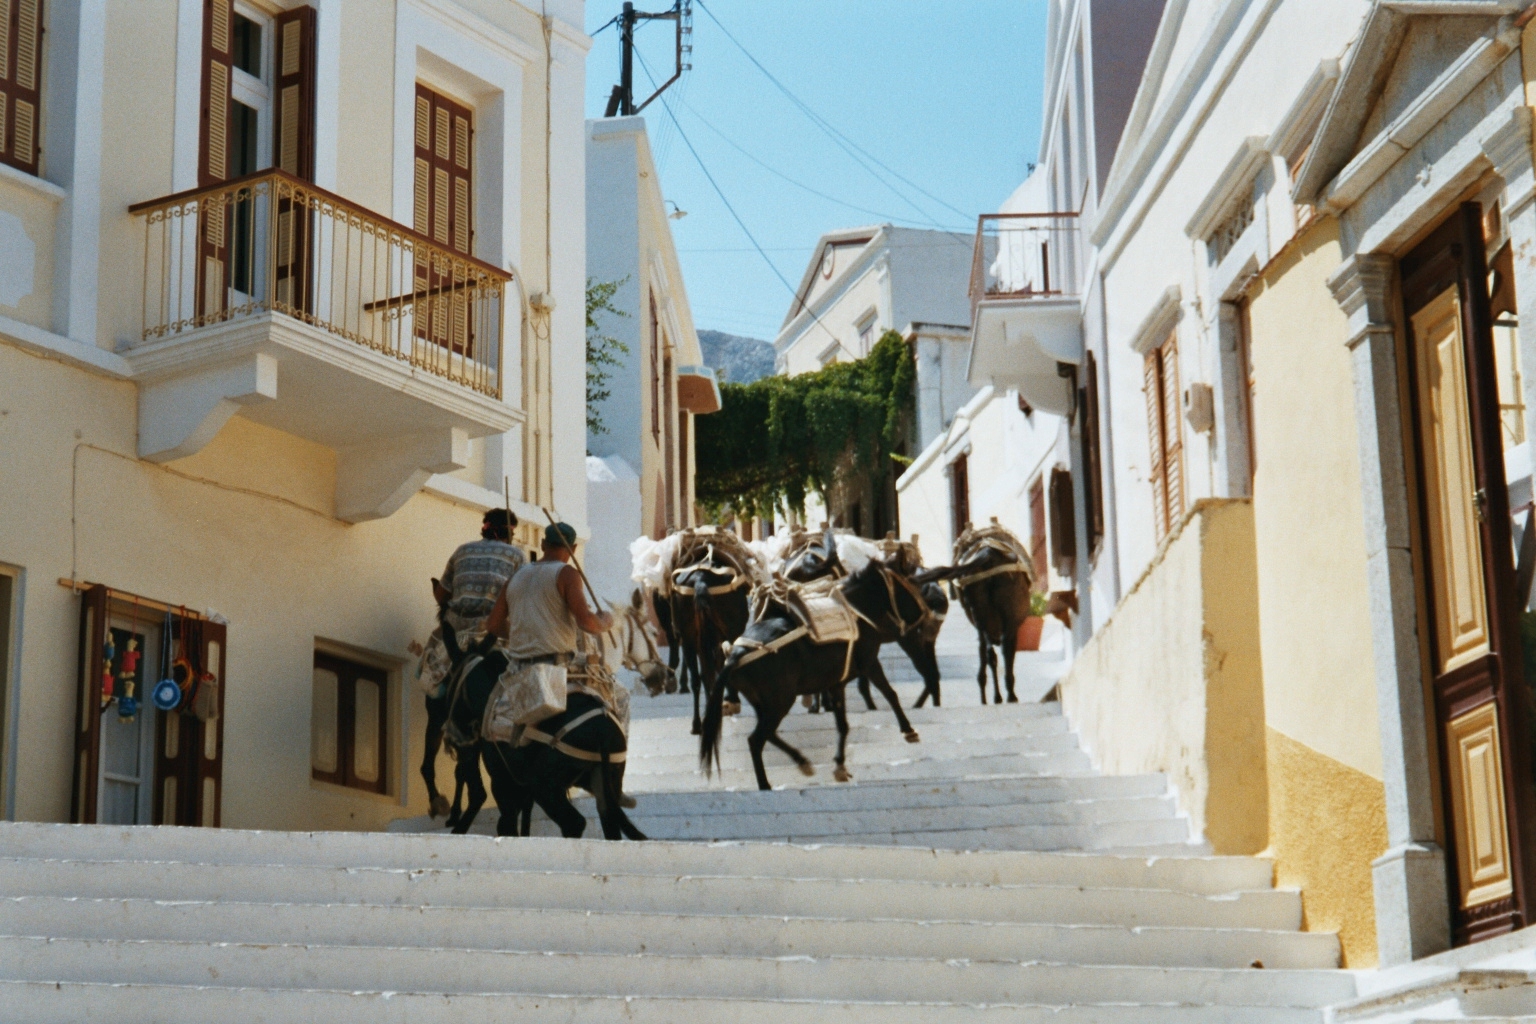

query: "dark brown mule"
left=669, top=560, right=751, bottom=735
left=419, top=577, right=489, bottom=829
left=949, top=544, right=1034, bottom=704
left=701, top=561, right=943, bottom=790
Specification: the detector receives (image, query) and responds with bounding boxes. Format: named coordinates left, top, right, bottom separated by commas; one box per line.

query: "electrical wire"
left=693, top=0, right=975, bottom=226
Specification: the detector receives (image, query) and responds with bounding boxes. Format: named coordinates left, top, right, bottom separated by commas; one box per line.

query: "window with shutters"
left=1029, top=477, right=1048, bottom=589
left=1145, top=332, right=1185, bottom=539
left=650, top=293, right=662, bottom=442
left=1049, top=466, right=1076, bottom=576
left=312, top=651, right=389, bottom=795
left=413, top=82, right=475, bottom=353
left=1081, top=351, right=1105, bottom=553
left=950, top=453, right=969, bottom=541
left=0, top=0, right=44, bottom=176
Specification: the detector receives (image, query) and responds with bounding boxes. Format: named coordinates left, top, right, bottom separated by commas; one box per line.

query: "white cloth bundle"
left=482, top=661, right=568, bottom=741
left=629, top=534, right=682, bottom=594
left=834, top=533, right=882, bottom=575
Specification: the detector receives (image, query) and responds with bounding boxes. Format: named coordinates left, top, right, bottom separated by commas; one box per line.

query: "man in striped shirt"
left=417, top=509, right=525, bottom=694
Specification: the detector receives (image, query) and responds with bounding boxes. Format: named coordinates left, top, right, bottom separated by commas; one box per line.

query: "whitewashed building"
left=0, top=0, right=590, bottom=832
left=584, top=115, right=717, bottom=604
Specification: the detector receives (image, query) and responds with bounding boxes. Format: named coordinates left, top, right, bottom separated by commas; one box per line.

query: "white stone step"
left=630, top=708, right=1072, bottom=751
left=625, top=732, right=1084, bottom=776
left=0, top=979, right=1340, bottom=1024
left=624, top=750, right=1096, bottom=790
left=0, top=857, right=1301, bottom=929
left=0, top=934, right=1356, bottom=1007
left=0, top=895, right=1341, bottom=969
left=0, top=823, right=1263, bottom=890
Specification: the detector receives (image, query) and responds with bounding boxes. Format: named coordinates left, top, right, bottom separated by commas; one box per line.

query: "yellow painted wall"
left=0, top=343, right=482, bottom=831
left=1245, top=216, right=1388, bottom=965
left=1060, top=498, right=1268, bottom=854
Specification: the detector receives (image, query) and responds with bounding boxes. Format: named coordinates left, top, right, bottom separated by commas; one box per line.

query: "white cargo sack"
left=483, top=661, right=567, bottom=742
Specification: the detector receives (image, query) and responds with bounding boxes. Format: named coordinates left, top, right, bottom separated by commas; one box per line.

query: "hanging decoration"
left=151, top=609, right=181, bottom=712
left=117, top=598, right=142, bottom=719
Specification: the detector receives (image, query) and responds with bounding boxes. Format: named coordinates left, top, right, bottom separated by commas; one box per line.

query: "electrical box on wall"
left=1184, top=382, right=1214, bottom=434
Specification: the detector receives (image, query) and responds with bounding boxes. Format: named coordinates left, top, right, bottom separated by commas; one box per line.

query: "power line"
left=693, top=0, right=975, bottom=225
left=649, top=86, right=838, bottom=344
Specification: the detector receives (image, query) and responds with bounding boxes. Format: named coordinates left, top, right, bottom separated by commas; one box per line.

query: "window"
left=312, top=652, right=388, bottom=794
left=650, top=293, right=661, bottom=442
left=950, top=453, right=969, bottom=541
left=857, top=316, right=875, bottom=354
left=1029, top=477, right=1047, bottom=589
left=1145, top=332, right=1185, bottom=539
left=413, top=82, right=474, bottom=352
left=1049, top=466, right=1076, bottom=578
left=0, top=0, right=44, bottom=175
left=0, top=570, right=13, bottom=813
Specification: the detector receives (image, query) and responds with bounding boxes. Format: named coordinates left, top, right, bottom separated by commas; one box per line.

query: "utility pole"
left=604, top=0, right=691, bottom=118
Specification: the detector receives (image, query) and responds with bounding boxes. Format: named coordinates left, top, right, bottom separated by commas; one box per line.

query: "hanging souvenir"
left=101, top=632, right=116, bottom=708
left=171, top=607, right=196, bottom=710
left=151, top=610, right=180, bottom=711
left=117, top=599, right=142, bottom=720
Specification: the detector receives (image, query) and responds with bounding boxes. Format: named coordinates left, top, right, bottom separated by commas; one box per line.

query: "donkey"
left=437, top=611, right=645, bottom=840
left=701, top=561, right=941, bottom=791
left=949, top=544, right=1034, bottom=704
left=420, top=685, right=488, bottom=829
left=669, top=558, right=751, bottom=735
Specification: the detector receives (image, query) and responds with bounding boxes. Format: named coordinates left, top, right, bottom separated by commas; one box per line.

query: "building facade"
left=584, top=114, right=717, bottom=605
left=0, top=0, right=590, bottom=831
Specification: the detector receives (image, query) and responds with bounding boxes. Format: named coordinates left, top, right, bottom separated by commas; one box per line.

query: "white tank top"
left=503, top=560, right=579, bottom=659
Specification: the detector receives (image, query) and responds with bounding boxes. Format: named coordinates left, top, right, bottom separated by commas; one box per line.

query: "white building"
left=0, top=0, right=589, bottom=831
left=584, top=115, right=718, bottom=604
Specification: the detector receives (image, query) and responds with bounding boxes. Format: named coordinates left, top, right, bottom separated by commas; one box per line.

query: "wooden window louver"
left=1145, top=332, right=1185, bottom=539
left=0, top=0, right=43, bottom=175
left=413, top=83, right=474, bottom=353
left=272, top=6, right=316, bottom=312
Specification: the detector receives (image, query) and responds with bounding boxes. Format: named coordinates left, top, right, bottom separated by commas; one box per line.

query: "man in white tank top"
left=488, top=522, right=612, bottom=662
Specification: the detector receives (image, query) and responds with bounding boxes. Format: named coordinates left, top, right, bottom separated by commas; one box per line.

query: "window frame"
left=0, top=0, right=46, bottom=177
left=312, top=650, right=389, bottom=795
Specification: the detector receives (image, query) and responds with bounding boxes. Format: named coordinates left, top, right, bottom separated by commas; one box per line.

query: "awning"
left=676, top=364, right=722, bottom=414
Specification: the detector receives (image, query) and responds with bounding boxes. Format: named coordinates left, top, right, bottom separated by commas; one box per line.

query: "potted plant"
left=1016, top=591, right=1049, bottom=652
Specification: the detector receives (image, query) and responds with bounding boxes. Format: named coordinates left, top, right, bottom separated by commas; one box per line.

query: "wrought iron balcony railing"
left=970, top=212, right=1082, bottom=320
left=129, top=170, right=508, bottom=399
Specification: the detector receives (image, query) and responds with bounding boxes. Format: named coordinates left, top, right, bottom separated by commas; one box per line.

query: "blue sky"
left=583, top=1, right=1049, bottom=342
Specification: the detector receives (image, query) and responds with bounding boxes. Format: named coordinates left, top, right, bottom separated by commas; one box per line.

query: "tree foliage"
left=696, top=330, right=915, bottom=521
left=585, top=277, right=630, bottom=436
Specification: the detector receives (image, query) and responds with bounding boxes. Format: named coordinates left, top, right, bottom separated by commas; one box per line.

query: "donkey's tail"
left=699, top=649, right=736, bottom=776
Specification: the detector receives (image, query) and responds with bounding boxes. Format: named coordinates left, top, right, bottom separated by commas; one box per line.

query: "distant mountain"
left=698, top=329, right=775, bottom=385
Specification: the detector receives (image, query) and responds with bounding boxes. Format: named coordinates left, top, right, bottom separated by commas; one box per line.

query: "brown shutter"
left=272, top=7, right=317, bottom=314
left=650, top=294, right=662, bottom=442
left=1049, top=465, right=1076, bottom=572
left=272, top=6, right=316, bottom=180
left=194, top=618, right=227, bottom=825
left=1029, top=477, right=1047, bottom=587
left=413, top=83, right=474, bottom=352
left=196, top=0, right=236, bottom=321
left=1161, top=335, right=1184, bottom=524
left=950, top=453, right=969, bottom=541
left=0, top=0, right=43, bottom=175
left=70, top=585, right=109, bottom=824
left=1082, top=351, right=1105, bottom=551
left=1145, top=351, right=1168, bottom=538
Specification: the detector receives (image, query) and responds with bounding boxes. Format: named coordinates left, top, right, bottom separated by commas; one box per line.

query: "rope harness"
left=519, top=703, right=627, bottom=763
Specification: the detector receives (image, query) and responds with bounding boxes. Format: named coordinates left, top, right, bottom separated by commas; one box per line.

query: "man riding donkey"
left=415, top=509, right=525, bottom=821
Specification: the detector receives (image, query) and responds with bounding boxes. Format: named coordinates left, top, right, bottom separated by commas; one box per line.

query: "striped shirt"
left=440, top=538, right=525, bottom=633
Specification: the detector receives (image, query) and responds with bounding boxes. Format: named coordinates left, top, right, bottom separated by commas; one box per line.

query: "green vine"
left=586, top=277, right=630, bottom=436
left=696, top=330, right=915, bottom=521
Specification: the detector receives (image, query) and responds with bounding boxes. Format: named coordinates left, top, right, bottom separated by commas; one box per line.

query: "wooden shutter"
left=312, top=652, right=387, bottom=795
left=950, top=453, right=969, bottom=541
left=650, top=294, right=662, bottom=441
left=1145, top=351, right=1168, bottom=538
left=1161, top=336, right=1185, bottom=524
left=70, top=585, right=109, bottom=824
left=1029, top=477, right=1047, bottom=587
left=0, top=0, right=43, bottom=175
left=413, top=83, right=474, bottom=352
left=272, top=6, right=316, bottom=313
left=196, top=0, right=236, bottom=321
left=1082, top=351, right=1105, bottom=551
left=1049, top=466, right=1076, bottom=571
left=194, top=618, right=227, bottom=825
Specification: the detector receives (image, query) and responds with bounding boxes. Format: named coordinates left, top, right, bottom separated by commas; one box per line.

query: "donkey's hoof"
left=1007, top=693, right=1019, bottom=704
left=620, top=794, right=637, bottom=809
left=903, top=731, right=921, bottom=744
left=833, top=766, right=852, bottom=783
left=798, top=763, right=816, bottom=777
left=429, top=795, right=450, bottom=819
left=691, top=721, right=702, bottom=736
left=723, top=701, right=741, bottom=717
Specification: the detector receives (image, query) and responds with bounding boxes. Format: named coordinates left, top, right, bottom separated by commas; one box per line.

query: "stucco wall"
left=1059, top=498, right=1267, bottom=854
left=1245, top=216, right=1387, bottom=966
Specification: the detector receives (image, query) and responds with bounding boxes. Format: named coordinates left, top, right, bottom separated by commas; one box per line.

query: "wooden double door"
left=1401, top=202, right=1536, bottom=945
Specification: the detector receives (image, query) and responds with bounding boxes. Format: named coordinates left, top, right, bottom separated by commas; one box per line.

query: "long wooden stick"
left=541, top=505, right=602, bottom=608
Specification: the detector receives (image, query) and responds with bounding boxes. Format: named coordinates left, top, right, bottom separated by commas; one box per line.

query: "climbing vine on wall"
left=695, top=330, right=915, bottom=521
left=586, top=277, right=631, bottom=436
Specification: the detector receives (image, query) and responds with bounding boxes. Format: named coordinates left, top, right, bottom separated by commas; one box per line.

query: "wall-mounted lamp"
left=666, top=200, right=688, bottom=220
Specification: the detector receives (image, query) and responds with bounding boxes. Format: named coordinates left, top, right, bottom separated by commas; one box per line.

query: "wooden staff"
left=540, top=505, right=602, bottom=610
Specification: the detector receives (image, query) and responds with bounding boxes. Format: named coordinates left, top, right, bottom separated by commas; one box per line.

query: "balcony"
left=676, top=364, right=721, bottom=414
left=967, top=213, right=1083, bottom=416
left=127, top=171, right=519, bottom=521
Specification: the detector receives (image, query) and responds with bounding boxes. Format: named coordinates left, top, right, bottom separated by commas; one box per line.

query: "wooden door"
left=1402, top=202, right=1536, bottom=944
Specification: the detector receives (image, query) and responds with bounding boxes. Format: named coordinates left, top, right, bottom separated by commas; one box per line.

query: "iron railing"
left=130, top=170, right=508, bottom=399
left=970, top=212, right=1081, bottom=320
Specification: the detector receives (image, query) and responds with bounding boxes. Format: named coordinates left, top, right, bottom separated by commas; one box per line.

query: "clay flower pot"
left=1016, top=615, right=1045, bottom=652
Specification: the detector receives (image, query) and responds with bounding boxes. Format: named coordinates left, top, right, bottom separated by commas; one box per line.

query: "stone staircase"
left=0, top=637, right=1368, bottom=1021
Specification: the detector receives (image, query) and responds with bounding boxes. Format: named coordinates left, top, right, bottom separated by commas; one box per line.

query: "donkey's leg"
left=764, top=731, right=815, bottom=777
left=530, top=778, right=588, bottom=838
left=687, top=643, right=705, bottom=736
left=830, top=686, right=853, bottom=782
left=862, top=655, right=920, bottom=742
left=984, top=641, right=1001, bottom=704
left=976, top=629, right=990, bottom=705
left=856, top=674, right=877, bottom=711
left=422, top=702, right=450, bottom=820
left=900, top=633, right=941, bottom=709
left=445, top=751, right=467, bottom=830
left=451, top=753, right=487, bottom=835
left=1003, top=630, right=1019, bottom=703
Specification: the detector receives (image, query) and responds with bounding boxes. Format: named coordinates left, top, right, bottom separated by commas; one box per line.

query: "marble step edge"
left=0, top=896, right=1342, bottom=968
left=0, top=980, right=1334, bottom=1024
left=1331, top=970, right=1536, bottom=1023
left=0, top=822, right=1268, bottom=891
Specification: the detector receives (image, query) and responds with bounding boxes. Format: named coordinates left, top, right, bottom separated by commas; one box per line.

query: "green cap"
left=544, top=522, right=577, bottom=548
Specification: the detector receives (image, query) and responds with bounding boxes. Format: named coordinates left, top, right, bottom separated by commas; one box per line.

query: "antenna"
left=604, top=0, right=692, bottom=117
